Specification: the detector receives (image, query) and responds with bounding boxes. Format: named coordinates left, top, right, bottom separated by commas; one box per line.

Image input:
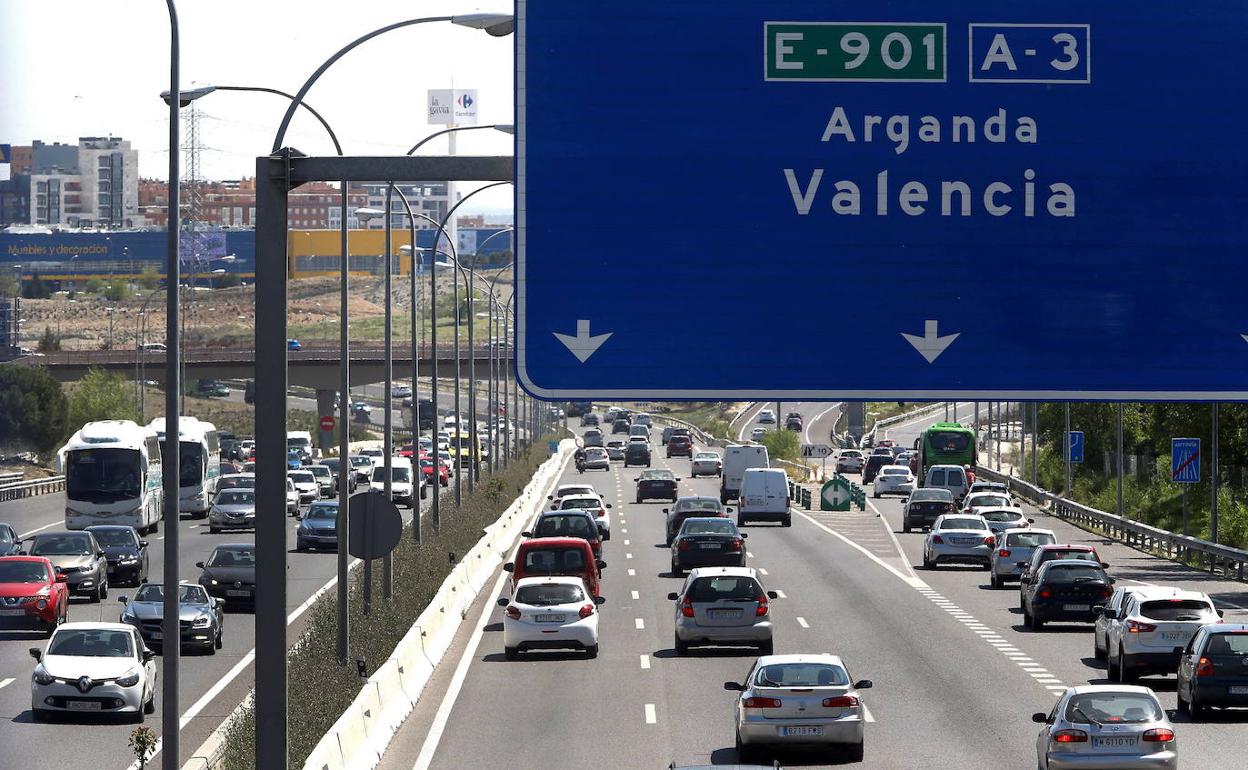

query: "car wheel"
left=1093, top=633, right=1106, bottom=661
left=844, top=738, right=865, bottom=763
left=1106, top=650, right=1119, bottom=680
left=144, top=692, right=156, bottom=714
left=94, top=578, right=107, bottom=603
left=148, top=520, right=159, bottom=534
left=922, top=551, right=933, bottom=569
left=990, top=573, right=1001, bottom=589
left=635, top=496, right=642, bottom=505
left=873, top=491, right=880, bottom=499
left=586, top=643, right=599, bottom=659
left=902, top=522, right=911, bottom=533
left=783, top=515, right=792, bottom=527
left=210, top=525, right=220, bottom=534
left=1190, top=692, right=1206, bottom=719
left=1117, top=649, right=1135, bottom=682
left=131, top=703, right=146, bottom=724
left=758, top=639, right=774, bottom=655
left=504, top=646, right=519, bottom=661
left=215, top=629, right=224, bottom=650
left=671, top=561, right=683, bottom=577
left=1031, top=616, right=1044, bottom=631
left=1177, top=686, right=1189, bottom=714
left=674, top=634, right=690, bottom=656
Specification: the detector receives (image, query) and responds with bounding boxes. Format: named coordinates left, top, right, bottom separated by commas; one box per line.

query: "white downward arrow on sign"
left=553, top=320, right=613, bottom=363
left=901, top=319, right=960, bottom=363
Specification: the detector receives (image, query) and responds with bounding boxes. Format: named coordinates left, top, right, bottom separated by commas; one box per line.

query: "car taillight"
left=984, top=535, right=996, bottom=547
left=1195, top=656, right=1215, bottom=677
left=1053, top=729, right=1088, bottom=743
left=1126, top=619, right=1157, bottom=634
left=680, top=599, right=694, bottom=618
left=1100, top=585, right=1113, bottom=599
left=742, top=697, right=782, bottom=709
left=505, top=605, right=521, bottom=620
left=931, top=535, right=944, bottom=544
left=998, top=549, right=1011, bottom=558
left=756, top=594, right=769, bottom=617
left=579, top=603, right=595, bottom=619
left=1142, top=728, right=1175, bottom=743
left=728, top=538, right=743, bottom=550
left=822, top=695, right=859, bottom=708
left=1038, top=588, right=1052, bottom=599
left=678, top=540, right=694, bottom=551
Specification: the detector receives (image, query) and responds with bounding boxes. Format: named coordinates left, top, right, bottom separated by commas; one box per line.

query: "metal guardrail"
left=0, top=475, right=66, bottom=502
left=0, top=472, right=23, bottom=486
left=976, top=466, right=1248, bottom=582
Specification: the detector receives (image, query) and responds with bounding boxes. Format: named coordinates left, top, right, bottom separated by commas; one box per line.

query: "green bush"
left=761, top=429, right=800, bottom=463
left=37, top=326, right=62, bottom=352
left=219, top=438, right=560, bottom=770
left=67, top=368, right=138, bottom=432
left=102, top=282, right=127, bottom=302
left=84, top=278, right=105, bottom=295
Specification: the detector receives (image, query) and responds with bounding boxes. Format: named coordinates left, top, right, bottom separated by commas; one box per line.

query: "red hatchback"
left=666, top=435, right=694, bottom=458
left=0, top=556, right=69, bottom=636
left=419, top=457, right=450, bottom=486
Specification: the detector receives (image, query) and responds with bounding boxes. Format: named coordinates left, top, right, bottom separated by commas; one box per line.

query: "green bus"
left=915, top=422, right=977, bottom=481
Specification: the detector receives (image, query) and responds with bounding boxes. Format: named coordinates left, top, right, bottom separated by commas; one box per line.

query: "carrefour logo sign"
left=427, top=89, right=479, bottom=125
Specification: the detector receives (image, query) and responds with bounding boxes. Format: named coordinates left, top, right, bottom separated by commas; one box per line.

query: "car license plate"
left=67, top=700, right=102, bottom=711
left=227, top=590, right=251, bottom=597
left=1161, top=631, right=1186, bottom=640
left=150, top=630, right=163, bottom=640
left=784, top=726, right=825, bottom=737
left=698, top=543, right=720, bottom=550
left=1064, top=604, right=1090, bottom=612
left=1229, top=686, right=1248, bottom=695
left=708, top=609, right=742, bottom=619
left=0, top=609, right=26, bottom=617
left=534, top=614, right=564, bottom=623
left=1093, top=736, right=1137, bottom=748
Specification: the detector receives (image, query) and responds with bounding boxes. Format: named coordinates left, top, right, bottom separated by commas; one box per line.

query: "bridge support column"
left=317, top=388, right=337, bottom=454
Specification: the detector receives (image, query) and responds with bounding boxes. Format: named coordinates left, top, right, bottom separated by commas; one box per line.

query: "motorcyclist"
left=964, top=464, right=976, bottom=486
left=574, top=444, right=586, bottom=474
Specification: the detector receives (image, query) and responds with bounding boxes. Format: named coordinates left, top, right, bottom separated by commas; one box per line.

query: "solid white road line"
left=644, top=703, right=657, bottom=724
left=640, top=654, right=650, bottom=670
left=794, top=508, right=929, bottom=590
left=18, top=520, right=63, bottom=539
left=803, top=403, right=841, bottom=445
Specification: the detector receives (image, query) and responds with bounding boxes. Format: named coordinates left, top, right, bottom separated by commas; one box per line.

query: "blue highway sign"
left=517, top=2, right=1248, bottom=400
left=1065, top=431, right=1084, bottom=465
left=1172, top=438, right=1201, bottom=484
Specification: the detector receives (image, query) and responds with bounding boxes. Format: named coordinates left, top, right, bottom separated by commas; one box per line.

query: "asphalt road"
left=374, top=408, right=1248, bottom=770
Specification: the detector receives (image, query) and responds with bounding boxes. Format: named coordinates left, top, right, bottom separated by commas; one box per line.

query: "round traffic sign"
left=319, top=415, right=336, bottom=431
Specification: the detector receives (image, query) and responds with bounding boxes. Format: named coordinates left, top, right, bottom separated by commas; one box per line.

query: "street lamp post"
left=354, top=206, right=385, bottom=611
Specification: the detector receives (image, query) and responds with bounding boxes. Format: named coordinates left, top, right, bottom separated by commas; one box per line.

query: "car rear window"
left=560, top=497, right=600, bottom=510
left=911, top=489, right=954, bottom=502
left=674, top=499, right=721, bottom=512
left=754, top=663, right=849, bottom=688
left=680, top=519, right=736, bottom=536
left=515, top=583, right=584, bottom=606
left=940, top=518, right=987, bottom=530
left=641, top=470, right=674, bottom=480
left=1064, top=693, right=1161, bottom=724
left=969, top=495, right=1011, bottom=508
left=1007, top=532, right=1056, bottom=548
left=981, top=510, right=1022, bottom=522
left=217, top=490, right=255, bottom=506
left=1137, top=599, right=1213, bottom=621
left=534, top=515, right=597, bottom=540
left=1041, top=549, right=1096, bottom=564
left=1042, top=564, right=1107, bottom=583
left=688, top=576, right=760, bottom=602
left=1205, top=633, right=1248, bottom=656
left=929, top=469, right=946, bottom=485
left=523, top=548, right=585, bottom=572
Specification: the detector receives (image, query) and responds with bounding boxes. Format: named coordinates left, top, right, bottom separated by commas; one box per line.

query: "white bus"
left=59, top=420, right=164, bottom=533
left=148, top=416, right=221, bottom=518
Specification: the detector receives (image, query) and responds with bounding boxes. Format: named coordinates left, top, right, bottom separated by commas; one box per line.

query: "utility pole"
left=1211, top=403, right=1220, bottom=542
left=1116, top=403, right=1124, bottom=519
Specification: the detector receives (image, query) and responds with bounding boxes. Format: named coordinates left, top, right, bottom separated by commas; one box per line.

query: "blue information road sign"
left=517, top=2, right=1248, bottom=400
left=1065, top=431, right=1084, bottom=464
left=1172, top=438, right=1201, bottom=484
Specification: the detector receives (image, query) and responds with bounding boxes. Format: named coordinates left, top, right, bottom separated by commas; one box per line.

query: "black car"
left=670, top=517, right=747, bottom=576
left=1022, top=559, right=1113, bottom=631
left=665, top=497, right=731, bottom=544
left=901, top=488, right=957, bottom=532
left=1177, top=622, right=1248, bottom=717
left=85, top=525, right=149, bottom=587
left=220, top=439, right=241, bottom=461
left=624, top=442, right=651, bottom=468
left=580, top=413, right=600, bottom=427
left=635, top=469, right=680, bottom=503
left=612, top=419, right=631, bottom=435
left=0, top=523, right=20, bottom=556
left=196, top=543, right=257, bottom=608
left=862, top=453, right=894, bottom=484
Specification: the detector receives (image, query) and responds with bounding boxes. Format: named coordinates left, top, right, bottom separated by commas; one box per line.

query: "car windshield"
left=1065, top=693, right=1161, bottom=724
left=1042, top=564, right=1107, bottom=584
left=31, top=534, right=94, bottom=556
left=680, top=519, right=736, bottom=536
left=65, top=447, right=141, bottom=503
left=320, top=459, right=340, bottom=473
left=207, top=546, right=256, bottom=568
left=1007, top=532, right=1056, bottom=548
left=216, top=491, right=255, bottom=506
left=89, top=529, right=137, bottom=547
left=0, top=561, right=50, bottom=583
left=218, top=476, right=254, bottom=490
left=688, top=576, right=760, bottom=602
left=534, top=514, right=597, bottom=539
left=981, top=510, right=1022, bottom=522
left=371, top=467, right=411, bottom=482
left=911, top=489, right=954, bottom=502
left=308, top=466, right=330, bottom=478
left=305, top=503, right=338, bottom=520
left=640, top=470, right=674, bottom=481
left=48, top=629, right=134, bottom=658
left=754, top=663, right=849, bottom=688
left=289, top=472, right=314, bottom=484
left=939, top=518, right=987, bottom=531
left=969, top=495, right=1012, bottom=508
left=674, top=499, right=721, bottom=513
left=515, top=582, right=585, bottom=606
left=350, top=456, right=372, bottom=468
left=134, top=584, right=210, bottom=604
left=1138, top=599, right=1213, bottom=621
left=523, top=548, right=585, bottom=573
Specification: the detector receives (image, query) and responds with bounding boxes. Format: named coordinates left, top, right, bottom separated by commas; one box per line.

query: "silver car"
left=979, top=507, right=1033, bottom=536
left=725, top=654, right=871, bottom=763
left=990, top=528, right=1056, bottom=589
left=208, top=488, right=256, bottom=533
left=1033, top=685, right=1177, bottom=770
left=922, top=515, right=995, bottom=569
left=118, top=582, right=223, bottom=653
left=26, top=531, right=109, bottom=602
left=668, top=566, right=776, bottom=655
left=691, top=451, right=722, bottom=477
left=305, top=464, right=335, bottom=497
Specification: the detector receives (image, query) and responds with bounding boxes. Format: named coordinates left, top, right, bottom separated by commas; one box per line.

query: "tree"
left=68, top=368, right=139, bottom=430
left=103, top=282, right=127, bottom=302
left=137, top=265, right=160, bottom=291
left=0, top=272, right=15, bottom=298
left=128, top=727, right=158, bottom=769
left=37, top=326, right=61, bottom=352
left=0, top=365, right=69, bottom=457
left=21, top=272, right=51, bottom=299
left=84, top=278, right=104, bottom=294
left=760, top=429, right=801, bottom=463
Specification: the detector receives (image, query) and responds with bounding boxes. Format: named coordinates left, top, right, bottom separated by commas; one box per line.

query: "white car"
left=726, top=653, right=871, bottom=762
left=749, top=427, right=767, bottom=441
left=1104, top=586, right=1222, bottom=682
left=922, top=514, right=995, bottom=569
left=962, top=491, right=1016, bottom=515
left=557, top=495, right=612, bottom=539
left=691, top=451, right=723, bottom=478
left=836, top=450, right=865, bottom=474
left=287, top=470, right=319, bottom=505
left=391, top=384, right=412, bottom=398
left=549, top=484, right=599, bottom=506
left=30, top=622, right=157, bottom=722
left=285, top=478, right=299, bottom=515
left=756, top=409, right=776, bottom=424
left=498, top=576, right=602, bottom=659
left=872, top=465, right=914, bottom=498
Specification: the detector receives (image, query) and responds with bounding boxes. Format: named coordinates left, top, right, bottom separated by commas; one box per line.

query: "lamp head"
left=451, top=13, right=514, bottom=37
left=160, top=85, right=217, bottom=107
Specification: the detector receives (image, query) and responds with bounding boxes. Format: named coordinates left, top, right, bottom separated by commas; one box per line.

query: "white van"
left=720, top=444, right=770, bottom=503
left=737, top=468, right=792, bottom=527
left=369, top=456, right=421, bottom=507
left=287, top=430, right=315, bottom=461
left=924, top=464, right=969, bottom=502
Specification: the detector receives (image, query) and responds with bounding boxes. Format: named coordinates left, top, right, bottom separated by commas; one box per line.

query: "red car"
left=420, top=457, right=450, bottom=486
left=0, top=556, right=69, bottom=636
left=399, top=444, right=416, bottom=458
left=666, top=435, right=694, bottom=458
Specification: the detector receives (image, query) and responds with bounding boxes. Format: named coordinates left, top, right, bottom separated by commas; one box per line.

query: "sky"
left=0, top=0, right=516, bottom=214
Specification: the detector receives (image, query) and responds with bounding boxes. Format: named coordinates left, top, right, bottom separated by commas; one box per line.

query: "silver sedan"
left=922, top=515, right=995, bottom=569
left=208, top=489, right=256, bottom=533
left=725, top=653, right=872, bottom=763
left=1034, top=685, right=1176, bottom=770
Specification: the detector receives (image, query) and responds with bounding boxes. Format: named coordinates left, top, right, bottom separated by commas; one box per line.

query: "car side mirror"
left=143, top=650, right=155, bottom=663
left=633, top=478, right=639, bottom=482
left=521, top=531, right=533, bottom=538
left=1101, top=562, right=1110, bottom=568
left=1108, top=577, right=1116, bottom=584
left=1026, top=518, right=1034, bottom=524
left=547, top=495, right=553, bottom=500
left=723, top=681, right=745, bottom=692
left=853, top=679, right=873, bottom=690
left=1019, top=577, right=1030, bottom=585
left=118, top=596, right=129, bottom=605
left=675, top=478, right=682, bottom=482
left=667, top=592, right=679, bottom=601
left=55, top=574, right=67, bottom=583
left=741, top=533, right=749, bottom=539
left=195, top=561, right=205, bottom=569
left=596, top=559, right=607, bottom=570
left=1031, top=712, right=1048, bottom=724
left=96, top=551, right=105, bottom=558
left=594, top=595, right=606, bottom=605
left=29, top=648, right=42, bottom=662
left=139, top=541, right=149, bottom=549
left=767, top=590, right=778, bottom=600
left=1092, top=606, right=1103, bottom=616
left=725, top=507, right=734, bottom=513
left=661, top=509, right=669, bottom=514
left=605, top=503, right=612, bottom=509
left=496, top=597, right=509, bottom=607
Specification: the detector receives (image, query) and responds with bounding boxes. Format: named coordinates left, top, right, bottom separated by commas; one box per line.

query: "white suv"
left=1103, top=586, right=1222, bottom=682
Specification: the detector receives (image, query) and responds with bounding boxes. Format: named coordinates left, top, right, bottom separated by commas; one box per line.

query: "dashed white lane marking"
left=0, top=678, right=14, bottom=690
left=156, top=535, right=165, bottom=540
left=774, top=590, right=786, bottom=599
left=635, top=618, right=645, bottom=630
left=626, top=553, right=633, bottom=560
left=747, top=551, right=755, bottom=558
left=623, top=539, right=631, bottom=545
left=644, top=703, right=657, bottom=724
left=627, top=569, right=636, bottom=576
left=17, top=520, right=62, bottom=539
left=640, top=654, right=650, bottom=670
left=621, top=528, right=628, bottom=534
left=796, top=617, right=810, bottom=629
left=757, top=568, right=768, bottom=576
left=862, top=704, right=876, bottom=723
left=631, top=590, right=640, bottom=600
